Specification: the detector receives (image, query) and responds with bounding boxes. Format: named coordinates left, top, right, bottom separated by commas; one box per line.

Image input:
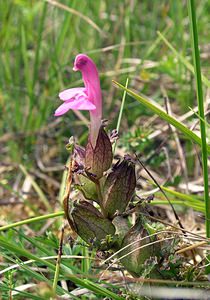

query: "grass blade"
left=187, top=0, right=210, bottom=239
left=113, top=80, right=210, bottom=153
left=45, top=0, right=104, bottom=36
left=0, top=211, right=64, bottom=232
left=0, top=236, right=56, bottom=271
left=113, top=77, right=129, bottom=153
left=66, top=275, right=124, bottom=300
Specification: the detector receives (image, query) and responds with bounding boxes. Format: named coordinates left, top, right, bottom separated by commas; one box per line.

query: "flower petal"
left=67, top=98, right=96, bottom=110
left=54, top=101, right=74, bottom=116
left=54, top=99, right=96, bottom=116
left=59, top=87, right=86, bottom=101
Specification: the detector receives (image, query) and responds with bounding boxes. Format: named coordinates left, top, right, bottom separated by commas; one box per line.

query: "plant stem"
left=113, top=77, right=129, bottom=154
left=187, top=0, right=210, bottom=238
left=0, top=211, right=65, bottom=232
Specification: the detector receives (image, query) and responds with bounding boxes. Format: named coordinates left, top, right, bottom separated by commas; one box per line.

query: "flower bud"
left=74, top=144, right=85, bottom=162
left=71, top=200, right=115, bottom=249
left=119, top=219, right=159, bottom=277
left=71, top=143, right=99, bottom=201
left=85, top=126, right=113, bottom=179
left=72, top=144, right=85, bottom=173
left=102, top=156, right=136, bottom=218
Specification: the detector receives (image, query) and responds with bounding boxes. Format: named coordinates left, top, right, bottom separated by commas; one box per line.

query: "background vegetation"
left=0, top=0, right=210, bottom=299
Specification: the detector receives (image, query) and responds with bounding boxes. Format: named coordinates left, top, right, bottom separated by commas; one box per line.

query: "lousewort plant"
left=55, top=54, right=179, bottom=278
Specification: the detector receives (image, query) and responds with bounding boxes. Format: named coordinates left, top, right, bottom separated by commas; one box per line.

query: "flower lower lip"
left=73, top=66, right=78, bottom=71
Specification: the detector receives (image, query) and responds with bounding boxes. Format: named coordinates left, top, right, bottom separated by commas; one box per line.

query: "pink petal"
left=69, top=98, right=96, bottom=110
left=59, top=87, right=86, bottom=101
left=54, top=99, right=96, bottom=116
left=54, top=101, right=74, bottom=116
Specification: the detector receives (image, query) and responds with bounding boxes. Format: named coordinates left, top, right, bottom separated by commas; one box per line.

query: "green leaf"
left=113, top=80, right=210, bottom=154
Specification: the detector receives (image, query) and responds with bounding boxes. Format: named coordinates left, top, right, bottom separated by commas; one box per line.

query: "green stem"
left=188, top=0, right=210, bottom=238
left=0, top=211, right=64, bottom=232
left=113, top=77, right=129, bottom=154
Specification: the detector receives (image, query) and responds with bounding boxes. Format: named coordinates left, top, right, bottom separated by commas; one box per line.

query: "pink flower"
left=54, top=54, right=102, bottom=147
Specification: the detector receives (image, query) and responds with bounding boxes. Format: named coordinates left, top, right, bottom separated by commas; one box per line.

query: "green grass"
left=1, top=0, right=210, bottom=298
left=187, top=0, right=209, bottom=239
left=113, top=80, right=210, bottom=152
